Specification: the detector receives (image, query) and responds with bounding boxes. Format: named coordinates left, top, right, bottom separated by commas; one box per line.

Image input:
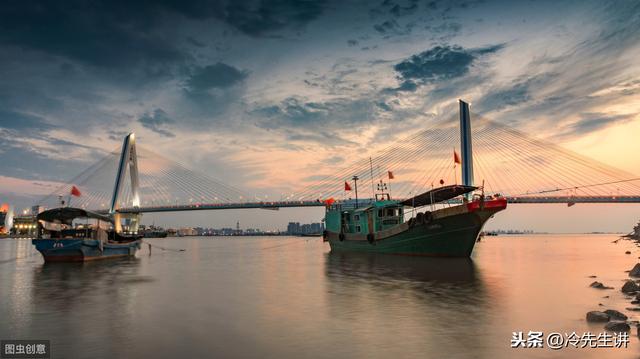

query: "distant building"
left=287, top=221, right=323, bottom=235
left=177, top=227, right=197, bottom=236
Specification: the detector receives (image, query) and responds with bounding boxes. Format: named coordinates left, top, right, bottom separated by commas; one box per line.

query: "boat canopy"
left=37, top=207, right=113, bottom=225
left=401, top=185, right=477, bottom=207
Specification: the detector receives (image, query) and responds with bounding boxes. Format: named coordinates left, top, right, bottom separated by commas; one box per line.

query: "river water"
left=1, top=234, right=638, bottom=358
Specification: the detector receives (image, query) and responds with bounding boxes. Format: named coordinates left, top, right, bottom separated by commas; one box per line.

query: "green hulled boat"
left=321, top=100, right=505, bottom=257
left=322, top=185, right=507, bottom=257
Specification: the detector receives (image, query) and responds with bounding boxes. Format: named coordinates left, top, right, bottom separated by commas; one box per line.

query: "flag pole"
left=388, top=173, right=392, bottom=199
left=453, top=147, right=457, bottom=184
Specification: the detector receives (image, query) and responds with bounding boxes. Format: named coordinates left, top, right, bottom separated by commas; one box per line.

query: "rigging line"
left=306, top=134, right=451, bottom=200
left=293, top=132, right=440, bottom=195
left=486, top=126, right=634, bottom=195
left=395, top=136, right=457, bottom=196
left=137, top=152, right=232, bottom=202
left=152, top=165, right=234, bottom=204
left=291, top=115, right=458, bottom=195
left=294, top=125, right=457, bottom=198
left=336, top=129, right=456, bottom=198
left=474, top=126, right=560, bottom=195
left=477, top=126, right=593, bottom=194
left=511, top=177, right=640, bottom=196
left=155, top=167, right=224, bottom=204
left=481, top=117, right=640, bottom=183
left=37, top=149, right=119, bottom=205
left=474, top=154, right=496, bottom=194
left=375, top=127, right=458, bottom=197
left=138, top=146, right=250, bottom=198
left=414, top=155, right=452, bottom=195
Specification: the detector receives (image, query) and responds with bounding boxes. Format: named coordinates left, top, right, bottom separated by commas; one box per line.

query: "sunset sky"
left=1, top=0, right=640, bottom=232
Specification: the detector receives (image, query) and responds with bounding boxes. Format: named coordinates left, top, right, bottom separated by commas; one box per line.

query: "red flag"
left=453, top=150, right=461, bottom=164
left=344, top=181, right=352, bottom=191
left=388, top=171, right=394, bottom=180
left=71, top=185, right=81, bottom=197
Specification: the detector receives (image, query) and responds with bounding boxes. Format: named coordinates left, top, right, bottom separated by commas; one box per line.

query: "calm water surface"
left=1, top=235, right=639, bottom=358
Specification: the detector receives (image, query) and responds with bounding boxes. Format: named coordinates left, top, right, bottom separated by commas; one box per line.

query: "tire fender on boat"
left=423, top=211, right=433, bottom=224
left=415, top=212, right=424, bottom=225
left=339, top=233, right=345, bottom=241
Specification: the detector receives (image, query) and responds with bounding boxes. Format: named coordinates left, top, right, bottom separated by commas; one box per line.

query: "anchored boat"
left=32, top=132, right=144, bottom=262
left=32, top=207, right=141, bottom=262
left=323, top=185, right=506, bottom=257
left=322, top=100, right=506, bottom=257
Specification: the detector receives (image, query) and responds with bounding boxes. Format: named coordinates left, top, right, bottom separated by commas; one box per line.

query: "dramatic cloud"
left=0, top=110, right=54, bottom=132
left=185, top=63, right=249, bottom=92
left=394, top=44, right=503, bottom=85
left=217, top=0, right=327, bottom=37
left=565, top=113, right=635, bottom=136
left=138, top=109, right=176, bottom=138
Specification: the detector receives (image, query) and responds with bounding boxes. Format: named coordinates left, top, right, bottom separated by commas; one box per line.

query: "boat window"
left=377, top=209, right=383, bottom=218
left=386, top=208, right=395, bottom=217
left=355, top=225, right=361, bottom=232
left=354, top=214, right=360, bottom=221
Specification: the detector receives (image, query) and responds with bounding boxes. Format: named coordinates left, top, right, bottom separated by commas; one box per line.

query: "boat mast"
left=352, top=175, right=359, bottom=208
left=459, top=100, right=474, bottom=200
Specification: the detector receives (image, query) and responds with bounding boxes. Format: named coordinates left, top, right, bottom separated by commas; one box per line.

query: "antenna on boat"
left=352, top=175, right=359, bottom=208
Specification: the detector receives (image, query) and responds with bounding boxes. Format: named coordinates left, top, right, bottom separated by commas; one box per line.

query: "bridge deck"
left=110, top=196, right=640, bottom=213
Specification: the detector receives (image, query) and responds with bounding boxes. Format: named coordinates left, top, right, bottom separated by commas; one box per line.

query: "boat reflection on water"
left=325, top=251, right=479, bottom=284
left=324, top=252, right=495, bottom=358
left=28, top=258, right=149, bottom=356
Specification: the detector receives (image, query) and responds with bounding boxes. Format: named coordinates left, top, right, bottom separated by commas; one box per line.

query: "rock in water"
left=621, top=280, right=640, bottom=293
left=626, top=251, right=632, bottom=254
left=629, top=263, right=640, bottom=277
left=586, top=311, right=610, bottom=322
left=604, top=309, right=628, bottom=321
left=590, top=281, right=612, bottom=289
left=604, top=321, right=631, bottom=332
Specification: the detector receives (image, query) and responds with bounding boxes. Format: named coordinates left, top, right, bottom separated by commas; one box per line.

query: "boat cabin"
left=325, top=200, right=405, bottom=235
left=37, top=207, right=112, bottom=241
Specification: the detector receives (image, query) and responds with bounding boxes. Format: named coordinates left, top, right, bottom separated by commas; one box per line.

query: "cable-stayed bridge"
left=36, top=101, right=640, bottom=218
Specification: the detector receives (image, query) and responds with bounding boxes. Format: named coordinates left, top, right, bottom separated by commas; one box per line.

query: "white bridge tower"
left=110, top=133, right=141, bottom=233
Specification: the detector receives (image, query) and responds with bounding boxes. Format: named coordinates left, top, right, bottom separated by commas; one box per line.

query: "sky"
left=1, top=0, right=640, bottom=232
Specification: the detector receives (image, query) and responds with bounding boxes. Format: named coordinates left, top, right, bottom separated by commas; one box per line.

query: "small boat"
left=32, top=207, right=141, bottom=262
left=322, top=185, right=506, bottom=257
left=140, top=225, right=168, bottom=238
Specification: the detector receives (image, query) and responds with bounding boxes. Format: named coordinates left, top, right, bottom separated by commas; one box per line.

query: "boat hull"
left=31, top=238, right=141, bottom=262
left=327, top=202, right=504, bottom=257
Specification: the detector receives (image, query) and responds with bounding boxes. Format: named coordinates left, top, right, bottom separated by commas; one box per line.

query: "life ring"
left=339, top=233, right=345, bottom=241
left=367, top=233, right=375, bottom=244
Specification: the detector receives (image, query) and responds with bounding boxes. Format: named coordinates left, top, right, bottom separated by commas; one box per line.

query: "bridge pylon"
left=459, top=100, right=474, bottom=199
left=110, top=133, right=141, bottom=234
